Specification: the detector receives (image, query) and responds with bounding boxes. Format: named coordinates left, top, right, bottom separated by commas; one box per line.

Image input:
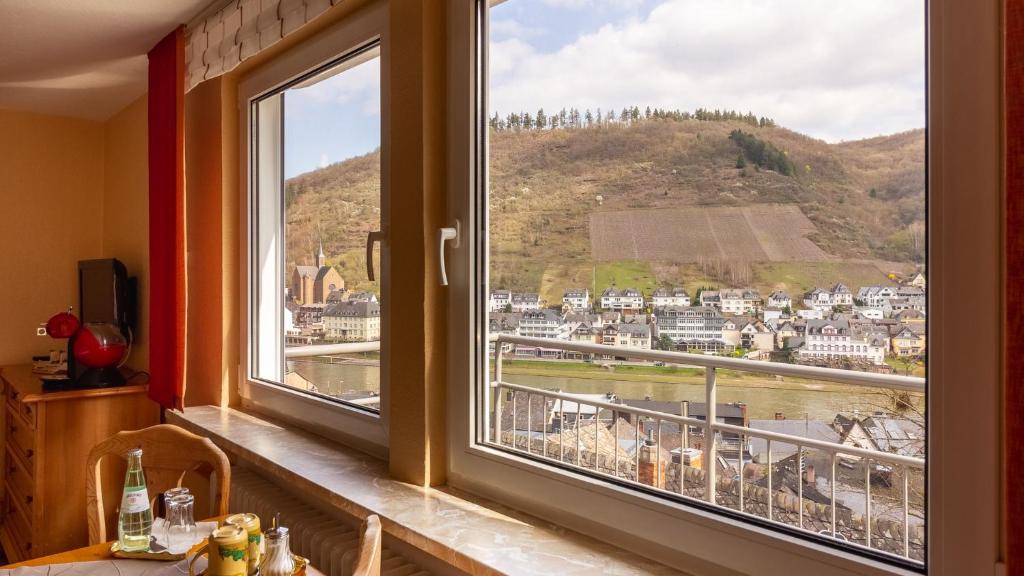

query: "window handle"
left=438, top=221, right=460, bottom=286
left=366, top=230, right=386, bottom=281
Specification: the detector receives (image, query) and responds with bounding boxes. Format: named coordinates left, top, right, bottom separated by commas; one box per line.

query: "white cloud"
left=319, top=153, right=329, bottom=168
left=490, top=0, right=925, bottom=141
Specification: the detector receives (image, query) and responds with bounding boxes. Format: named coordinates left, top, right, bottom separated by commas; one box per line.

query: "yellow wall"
left=0, top=100, right=150, bottom=370
left=102, top=96, right=149, bottom=370
left=0, top=110, right=105, bottom=365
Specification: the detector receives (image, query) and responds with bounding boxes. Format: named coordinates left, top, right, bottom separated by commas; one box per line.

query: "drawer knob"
left=25, top=495, right=32, bottom=504
left=25, top=449, right=33, bottom=458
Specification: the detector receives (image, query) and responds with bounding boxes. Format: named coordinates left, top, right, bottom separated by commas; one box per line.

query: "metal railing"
left=488, top=334, right=925, bottom=563
left=284, top=341, right=380, bottom=358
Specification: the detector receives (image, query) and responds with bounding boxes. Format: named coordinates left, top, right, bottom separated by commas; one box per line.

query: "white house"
left=649, top=287, right=691, bottom=308
left=766, top=291, right=792, bottom=309
left=562, top=288, right=591, bottom=311
left=322, top=301, right=381, bottom=342
left=601, top=288, right=644, bottom=312
left=796, top=319, right=885, bottom=365
left=600, top=323, right=652, bottom=350
left=517, top=308, right=562, bottom=339
left=653, top=306, right=725, bottom=348
left=720, top=288, right=761, bottom=314
left=511, top=292, right=541, bottom=312
left=803, top=283, right=853, bottom=312
left=489, top=289, right=511, bottom=312
left=797, top=308, right=824, bottom=320
left=857, top=286, right=898, bottom=308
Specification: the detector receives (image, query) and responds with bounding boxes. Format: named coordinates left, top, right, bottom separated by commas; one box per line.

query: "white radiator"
left=229, top=466, right=430, bottom=576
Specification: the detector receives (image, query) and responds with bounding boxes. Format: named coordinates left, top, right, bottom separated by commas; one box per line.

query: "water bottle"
left=118, top=447, right=153, bottom=551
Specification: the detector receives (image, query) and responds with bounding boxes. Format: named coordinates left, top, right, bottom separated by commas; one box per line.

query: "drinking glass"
left=165, top=493, right=197, bottom=553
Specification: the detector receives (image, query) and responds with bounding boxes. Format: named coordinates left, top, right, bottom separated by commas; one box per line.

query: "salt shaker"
left=261, top=525, right=295, bottom=576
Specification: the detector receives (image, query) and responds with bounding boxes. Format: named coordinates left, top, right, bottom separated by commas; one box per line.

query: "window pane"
left=253, top=48, right=383, bottom=412
left=484, top=0, right=925, bottom=566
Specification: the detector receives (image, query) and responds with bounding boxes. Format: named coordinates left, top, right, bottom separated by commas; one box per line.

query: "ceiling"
left=0, top=0, right=215, bottom=122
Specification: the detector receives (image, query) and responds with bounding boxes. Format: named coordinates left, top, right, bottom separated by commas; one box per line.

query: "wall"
left=102, top=95, right=150, bottom=370
left=0, top=100, right=150, bottom=370
left=0, top=110, right=105, bottom=365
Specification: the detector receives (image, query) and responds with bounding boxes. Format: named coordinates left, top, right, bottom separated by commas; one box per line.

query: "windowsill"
left=168, top=406, right=688, bottom=576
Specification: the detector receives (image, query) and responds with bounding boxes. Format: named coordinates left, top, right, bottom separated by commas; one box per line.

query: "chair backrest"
left=351, top=515, right=382, bottom=576
left=86, top=424, right=231, bottom=544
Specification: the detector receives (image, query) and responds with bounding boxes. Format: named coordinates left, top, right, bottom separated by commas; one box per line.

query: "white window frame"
left=238, top=0, right=391, bottom=459
left=445, top=1, right=1002, bottom=574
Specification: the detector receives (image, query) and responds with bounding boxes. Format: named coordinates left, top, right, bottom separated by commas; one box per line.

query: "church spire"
left=316, top=222, right=326, bottom=268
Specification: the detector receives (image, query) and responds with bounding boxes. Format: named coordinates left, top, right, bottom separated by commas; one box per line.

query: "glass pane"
left=485, top=0, right=925, bottom=565
left=259, top=48, right=383, bottom=411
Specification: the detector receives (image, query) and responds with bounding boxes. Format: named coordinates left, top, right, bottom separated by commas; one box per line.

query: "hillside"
left=284, top=117, right=924, bottom=299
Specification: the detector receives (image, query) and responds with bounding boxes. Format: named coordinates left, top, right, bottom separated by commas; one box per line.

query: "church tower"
left=316, top=223, right=326, bottom=268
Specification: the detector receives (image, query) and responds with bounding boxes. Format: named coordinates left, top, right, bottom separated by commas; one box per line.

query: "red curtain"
left=147, top=27, right=186, bottom=410
left=1008, top=0, right=1023, bottom=571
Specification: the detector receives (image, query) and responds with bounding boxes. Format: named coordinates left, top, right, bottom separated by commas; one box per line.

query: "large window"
left=249, top=43, right=386, bottom=416
left=479, top=0, right=926, bottom=569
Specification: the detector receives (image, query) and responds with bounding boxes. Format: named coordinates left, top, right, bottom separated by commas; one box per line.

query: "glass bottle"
left=261, top=526, right=295, bottom=576
left=118, top=447, right=153, bottom=551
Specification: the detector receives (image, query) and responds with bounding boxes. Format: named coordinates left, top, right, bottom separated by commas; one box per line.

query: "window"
left=474, top=0, right=931, bottom=571
left=241, top=3, right=390, bottom=454
left=251, top=44, right=383, bottom=412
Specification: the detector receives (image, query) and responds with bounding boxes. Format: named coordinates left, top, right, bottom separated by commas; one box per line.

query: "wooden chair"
left=85, top=424, right=231, bottom=544
left=343, top=515, right=382, bottom=576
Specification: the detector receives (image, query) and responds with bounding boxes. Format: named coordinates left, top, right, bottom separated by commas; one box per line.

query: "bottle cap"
left=264, top=526, right=290, bottom=540
left=126, top=447, right=143, bottom=457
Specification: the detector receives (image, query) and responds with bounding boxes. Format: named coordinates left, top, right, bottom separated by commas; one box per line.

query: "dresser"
left=0, top=366, right=159, bottom=562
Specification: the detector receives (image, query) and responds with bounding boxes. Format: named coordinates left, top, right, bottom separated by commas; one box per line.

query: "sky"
left=284, top=0, right=925, bottom=177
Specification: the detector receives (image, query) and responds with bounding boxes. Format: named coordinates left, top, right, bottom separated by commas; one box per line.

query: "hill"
left=284, top=117, right=924, bottom=300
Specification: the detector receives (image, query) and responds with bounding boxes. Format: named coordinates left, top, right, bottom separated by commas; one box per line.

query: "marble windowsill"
left=168, top=406, right=689, bottom=576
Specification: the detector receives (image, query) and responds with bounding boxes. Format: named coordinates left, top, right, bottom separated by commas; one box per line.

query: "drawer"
left=7, top=406, right=36, bottom=470
left=5, top=450, right=34, bottom=519
left=6, top=387, right=36, bottom=429
left=4, top=486, right=32, bottom=559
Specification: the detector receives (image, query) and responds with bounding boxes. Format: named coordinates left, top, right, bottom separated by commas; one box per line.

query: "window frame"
left=444, top=0, right=1002, bottom=574
left=238, top=0, right=391, bottom=459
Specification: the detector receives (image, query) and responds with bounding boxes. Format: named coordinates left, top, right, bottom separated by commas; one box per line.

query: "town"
left=486, top=276, right=926, bottom=373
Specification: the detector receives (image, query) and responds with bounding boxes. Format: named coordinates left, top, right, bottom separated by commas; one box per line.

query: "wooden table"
left=1, top=517, right=324, bottom=576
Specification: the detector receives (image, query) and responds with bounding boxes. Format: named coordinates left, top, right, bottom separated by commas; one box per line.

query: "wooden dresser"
left=0, top=366, right=159, bottom=562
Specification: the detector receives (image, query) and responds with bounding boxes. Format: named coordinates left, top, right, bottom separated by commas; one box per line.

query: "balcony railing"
left=284, top=341, right=380, bottom=358
left=487, top=334, right=926, bottom=564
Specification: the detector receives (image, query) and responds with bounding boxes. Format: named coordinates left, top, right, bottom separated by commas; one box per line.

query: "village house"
left=797, top=308, right=825, bottom=320
left=517, top=308, right=563, bottom=339
left=562, top=288, right=591, bottom=311
left=600, top=323, right=652, bottom=350
left=720, top=288, right=762, bottom=314
left=653, top=306, right=726, bottom=350
left=766, top=290, right=792, bottom=309
left=698, top=290, right=721, bottom=308
left=722, top=316, right=774, bottom=351
left=322, top=300, right=381, bottom=342
left=649, top=287, right=691, bottom=308
left=834, top=413, right=925, bottom=459
left=511, top=292, right=542, bottom=312
left=797, top=318, right=886, bottom=365
left=804, top=283, right=854, bottom=312
left=601, top=287, right=645, bottom=313
left=891, top=325, right=927, bottom=357
left=489, top=289, right=511, bottom=312
left=857, top=286, right=898, bottom=308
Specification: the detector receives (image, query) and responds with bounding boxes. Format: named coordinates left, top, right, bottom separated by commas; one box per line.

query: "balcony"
left=487, top=334, right=926, bottom=566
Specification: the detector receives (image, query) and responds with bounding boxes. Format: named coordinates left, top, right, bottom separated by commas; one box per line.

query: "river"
left=288, top=359, right=918, bottom=422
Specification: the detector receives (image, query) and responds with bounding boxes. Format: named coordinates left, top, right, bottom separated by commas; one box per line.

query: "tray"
left=190, top=553, right=309, bottom=576
left=110, top=537, right=195, bottom=561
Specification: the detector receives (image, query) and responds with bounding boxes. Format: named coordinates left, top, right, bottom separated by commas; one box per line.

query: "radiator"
left=229, top=466, right=430, bottom=576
